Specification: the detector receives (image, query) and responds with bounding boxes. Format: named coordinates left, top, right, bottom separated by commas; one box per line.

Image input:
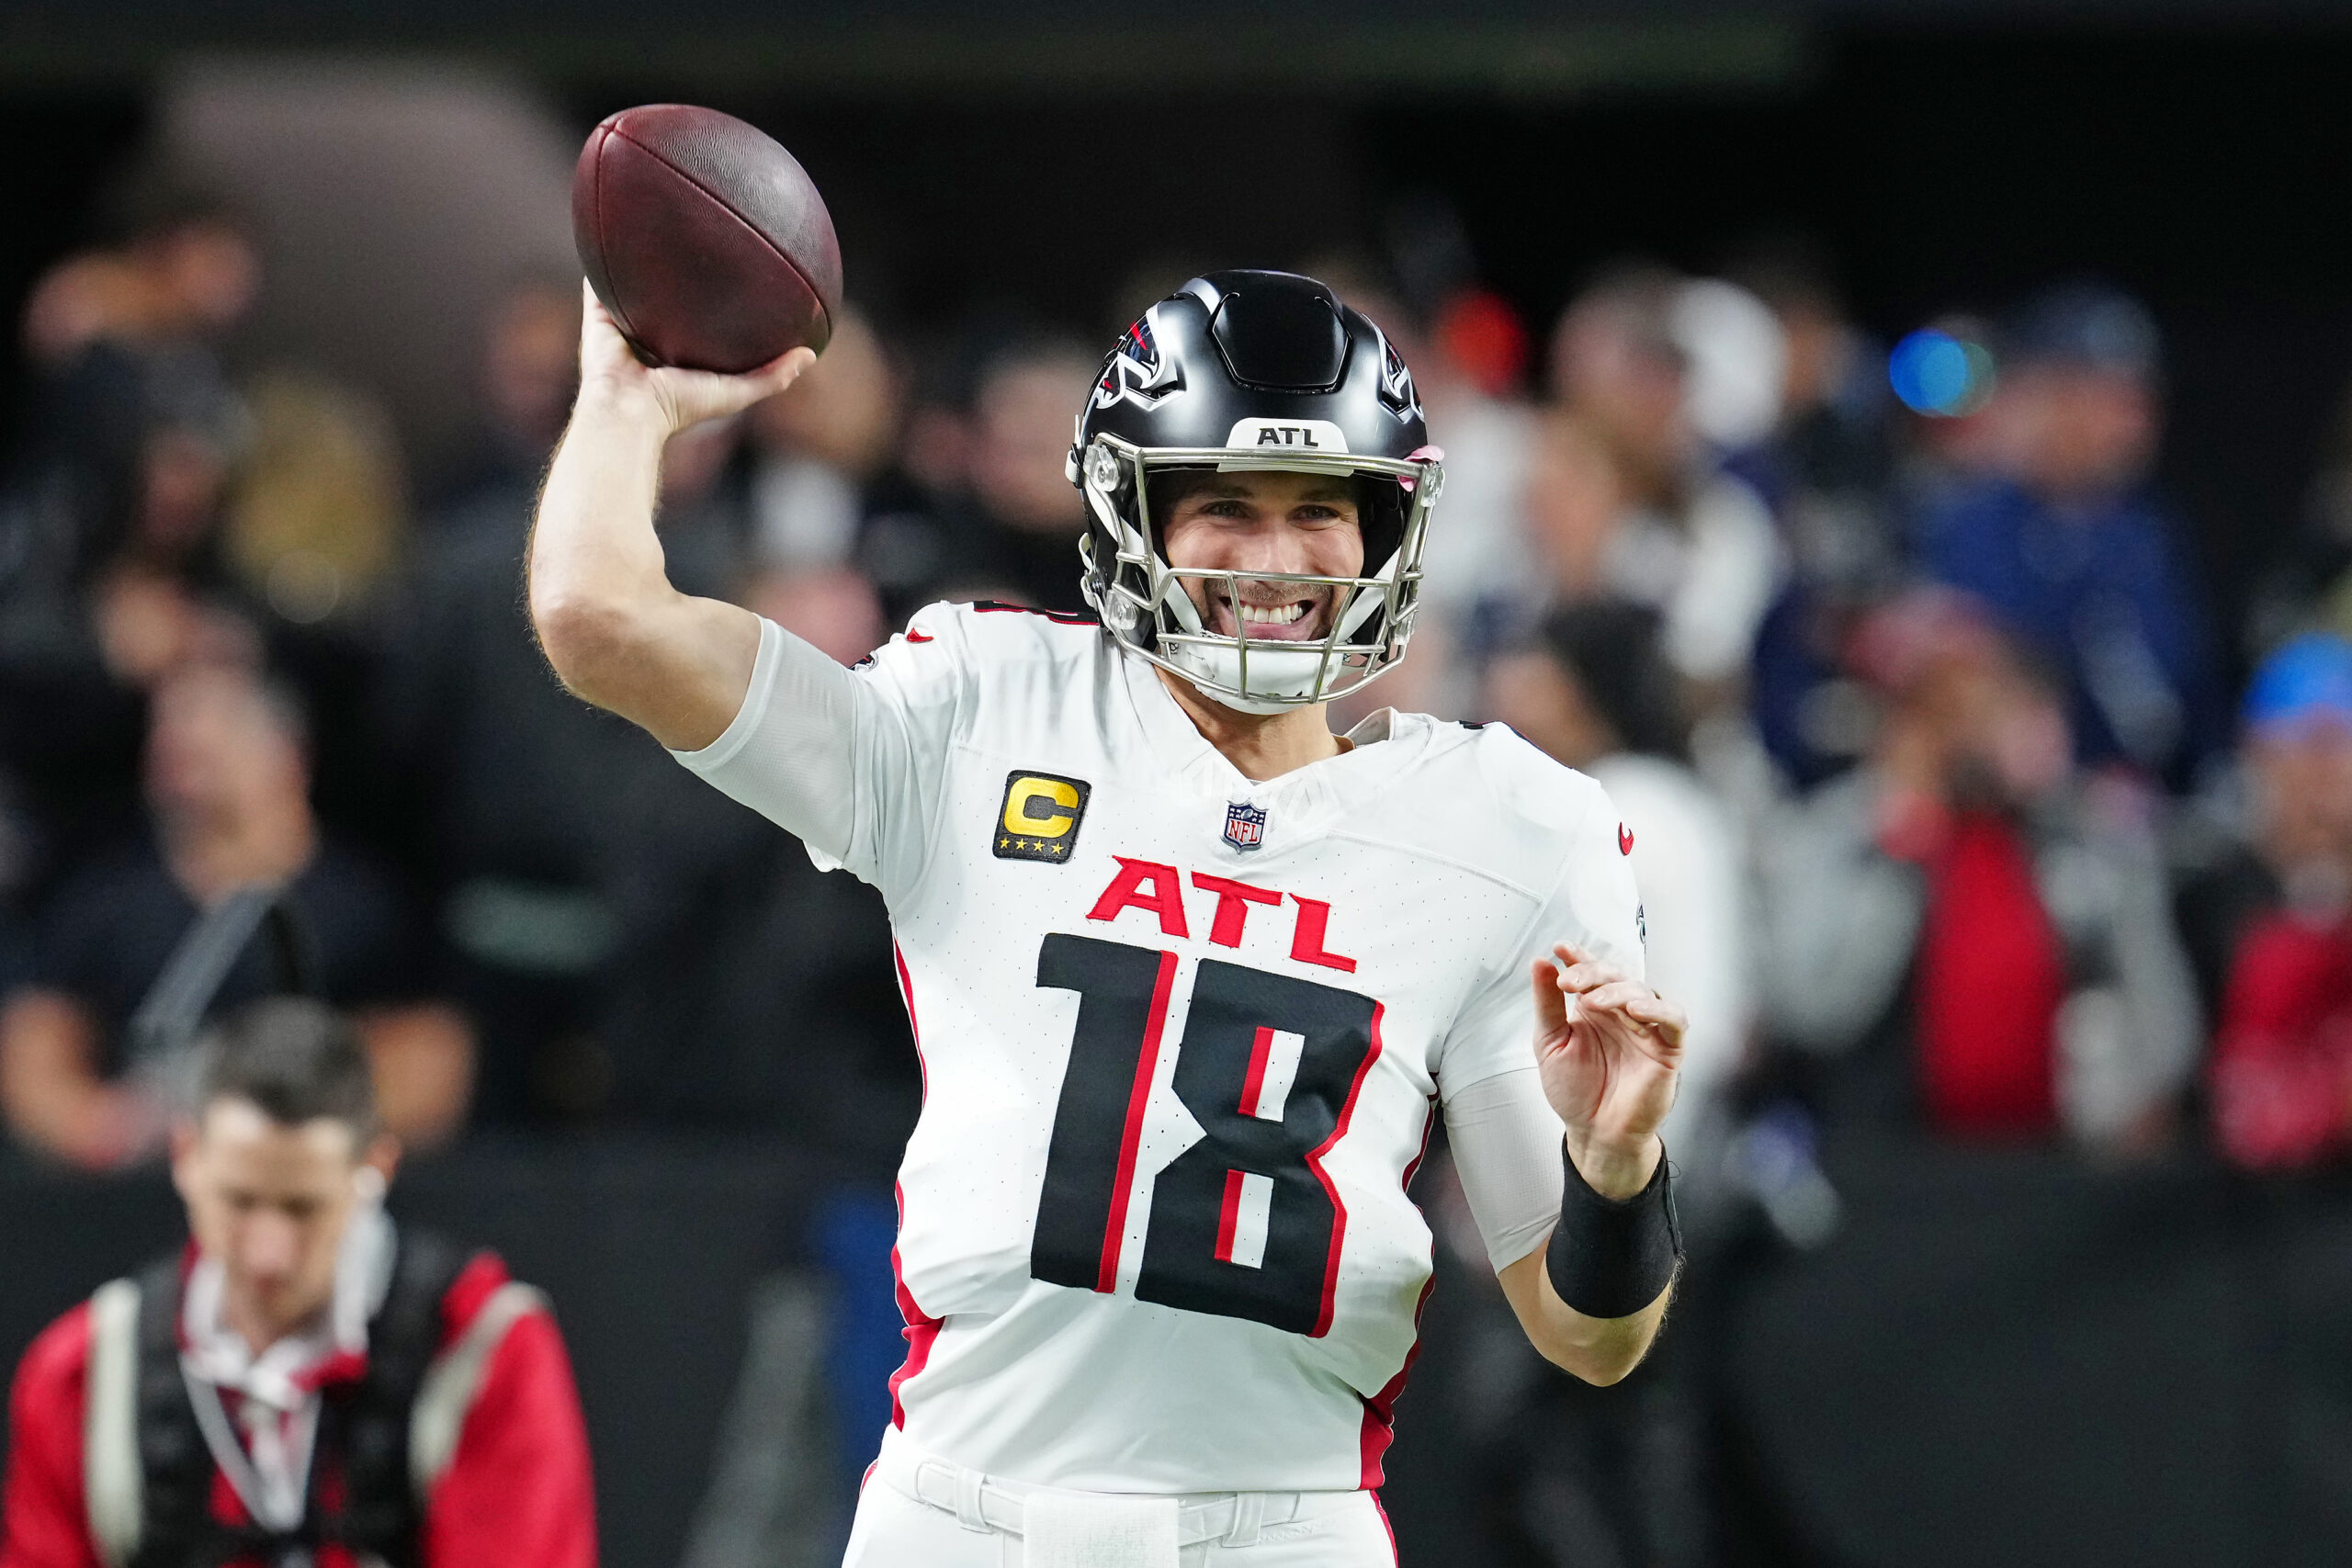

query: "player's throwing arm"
left=527, top=288, right=811, bottom=751
left=533, top=105, right=841, bottom=751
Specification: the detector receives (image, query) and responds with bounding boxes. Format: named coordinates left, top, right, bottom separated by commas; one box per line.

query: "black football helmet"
left=1066, top=270, right=1445, bottom=712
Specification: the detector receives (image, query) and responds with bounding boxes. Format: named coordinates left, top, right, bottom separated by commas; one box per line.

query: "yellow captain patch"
left=993, top=771, right=1091, bottom=863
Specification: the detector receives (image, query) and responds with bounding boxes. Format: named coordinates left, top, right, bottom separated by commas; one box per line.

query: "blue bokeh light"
left=1888, top=328, right=1993, bottom=417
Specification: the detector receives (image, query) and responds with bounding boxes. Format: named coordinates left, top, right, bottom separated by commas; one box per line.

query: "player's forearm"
left=527, top=385, right=760, bottom=748
left=1497, top=1247, right=1670, bottom=1385
left=527, top=383, right=673, bottom=691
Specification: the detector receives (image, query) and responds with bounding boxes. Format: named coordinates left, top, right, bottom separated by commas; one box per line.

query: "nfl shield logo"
left=1223, top=801, right=1268, bottom=852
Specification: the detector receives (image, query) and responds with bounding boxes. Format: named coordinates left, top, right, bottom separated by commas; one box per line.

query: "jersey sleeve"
left=1442, top=1068, right=1568, bottom=1272
left=1435, top=764, right=1646, bottom=1094
left=1433, top=767, right=1645, bottom=1271
left=671, top=606, right=970, bottom=905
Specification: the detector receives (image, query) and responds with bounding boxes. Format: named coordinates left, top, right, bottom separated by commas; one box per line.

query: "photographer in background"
left=1, top=997, right=594, bottom=1568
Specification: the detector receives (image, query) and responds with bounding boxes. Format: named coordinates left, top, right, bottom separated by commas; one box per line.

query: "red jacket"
left=1, top=1252, right=597, bottom=1568
left=2211, top=908, right=2352, bottom=1170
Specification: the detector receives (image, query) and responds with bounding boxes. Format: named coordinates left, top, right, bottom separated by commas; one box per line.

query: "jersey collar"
left=1116, top=644, right=1429, bottom=819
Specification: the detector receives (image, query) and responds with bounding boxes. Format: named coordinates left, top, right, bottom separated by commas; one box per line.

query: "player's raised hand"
left=1532, top=942, right=1685, bottom=1199
left=575, top=281, right=816, bottom=439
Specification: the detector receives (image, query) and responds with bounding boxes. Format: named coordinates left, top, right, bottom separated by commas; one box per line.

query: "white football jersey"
left=681, top=602, right=1644, bottom=1494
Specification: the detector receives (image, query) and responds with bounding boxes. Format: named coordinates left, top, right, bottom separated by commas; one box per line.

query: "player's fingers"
left=1579, top=979, right=1664, bottom=1021
left=1623, top=990, right=1687, bottom=1029
left=647, top=352, right=808, bottom=431
left=1583, top=983, right=1687, bottom=1052
left=1552, top=945, right=1629, bottom=996
left=577, top=281, right=643, bottom=373
left=1531, top=958, right=1570, bottom=1038
left=746, top=344, right=820, bottom=396
left=1623, top=991, right=1690, bottom=1047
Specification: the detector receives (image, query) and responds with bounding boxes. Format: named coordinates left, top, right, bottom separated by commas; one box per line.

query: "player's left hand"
left=1532, top=942, right=1686, bottom=1200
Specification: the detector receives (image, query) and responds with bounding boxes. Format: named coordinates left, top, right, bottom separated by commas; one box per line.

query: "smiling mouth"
left=1208, top=585, right=1329, bottom=643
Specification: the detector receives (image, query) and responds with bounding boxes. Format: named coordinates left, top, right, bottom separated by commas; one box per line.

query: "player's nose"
left=1223, top=521, right=1319, bottom=581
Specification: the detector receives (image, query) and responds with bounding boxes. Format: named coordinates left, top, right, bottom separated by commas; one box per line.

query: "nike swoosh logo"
left=1619, top=824, right=1634, bottom=856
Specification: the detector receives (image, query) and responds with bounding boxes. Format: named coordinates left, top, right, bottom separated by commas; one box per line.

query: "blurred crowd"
left=7, top=161, right=2352, bottom=1213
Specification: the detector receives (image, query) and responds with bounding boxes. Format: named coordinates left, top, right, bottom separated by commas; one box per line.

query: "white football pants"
left=843, top=1430, right=1398, bottom=1568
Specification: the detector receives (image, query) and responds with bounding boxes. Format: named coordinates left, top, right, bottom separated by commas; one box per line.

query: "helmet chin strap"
left=1160, top=644, right=1311, bottom=716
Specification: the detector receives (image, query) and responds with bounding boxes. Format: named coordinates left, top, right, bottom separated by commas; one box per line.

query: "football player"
left=530, top=272, right=1687, bottom=1567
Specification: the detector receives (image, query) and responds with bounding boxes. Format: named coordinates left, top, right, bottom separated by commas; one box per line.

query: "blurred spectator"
left=960, top=335, right=1099, bottom=612
left=223, top=371, right=407, bottom=624
left=380, top=386, right=751, bottom=1122
left=427, top=277, right=579, bottom=530
left=1511, top=266, right=1784, bottom=708
left=1911, top=283, right=2224, bottom=787
left=2248, top=370, right=2352, bottom=656
left=743, top=305, right=899, bottom=662
left=1758, top=590, right=2198, bottom=1150
left=1727, top=243, right=1905, bottom=786
left=218, top=367, right=424, bottom=852
left=1363, top=279, right=1540, bottom=721
left=385, top=308, right=910, bottom=1136
left=1484, top=601, right=1754, bottom=1185
left=0, top=664, right=468, bottom=1168
left=2188, top=636, right=2352, bottom=1169
left=0, top=337, right=256, bottom=909
left=841, top=326, right=1096, bottom=618
left=19, top=162, right=258, bottom=367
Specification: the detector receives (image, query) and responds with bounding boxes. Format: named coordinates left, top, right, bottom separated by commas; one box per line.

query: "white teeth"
left=1224, top=594, right=1307, bottom=627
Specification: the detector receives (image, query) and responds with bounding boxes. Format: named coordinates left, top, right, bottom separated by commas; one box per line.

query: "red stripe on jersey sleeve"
left=1306, top=1001, right=1385, bottom=1338
left=1097, top=948, right=1180, bottom=1293
left=1213, top=1168, right=1248, bottom=1263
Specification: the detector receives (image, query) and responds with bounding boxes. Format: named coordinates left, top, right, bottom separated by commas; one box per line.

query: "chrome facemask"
left=1075, top=434, right=1444, bottom=714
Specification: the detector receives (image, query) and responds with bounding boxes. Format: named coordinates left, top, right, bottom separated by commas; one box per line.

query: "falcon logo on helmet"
left=1091, top=306, right=1182, bottom=412
left=1378, top=336, right=1420, bottom=421
left=1065, top=270, right=1447, bottom=714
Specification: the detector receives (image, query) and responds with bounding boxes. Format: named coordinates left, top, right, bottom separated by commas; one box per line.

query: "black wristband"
left=1545, top=1143, right=1684, bottom=1319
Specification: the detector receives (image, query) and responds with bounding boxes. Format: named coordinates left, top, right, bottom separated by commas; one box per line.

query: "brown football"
left=571, top=105, right=842, bottom=373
